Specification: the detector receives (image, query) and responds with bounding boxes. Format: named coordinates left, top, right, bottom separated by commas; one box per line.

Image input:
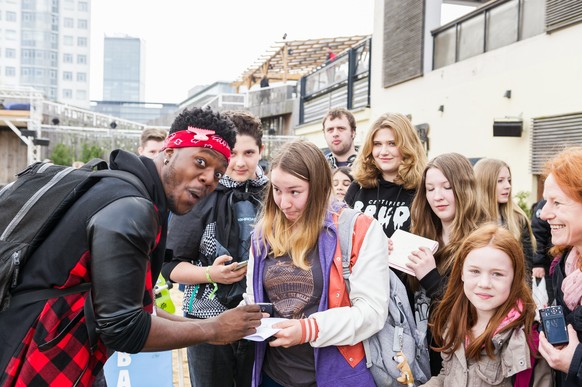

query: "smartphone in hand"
left=540, top=306, right=569, bottom=346
left=232, top=260, right=249, bottom=271
left=257, top=303, right=273, bottom=316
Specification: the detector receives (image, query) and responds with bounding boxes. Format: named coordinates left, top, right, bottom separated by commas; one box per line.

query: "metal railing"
left=299, top=37, right=371, bottom=124
left=431, top=0, right=545, bottom=69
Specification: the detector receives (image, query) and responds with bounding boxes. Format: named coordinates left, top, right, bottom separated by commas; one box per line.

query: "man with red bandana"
left=0, top=107, right=264, bottom=386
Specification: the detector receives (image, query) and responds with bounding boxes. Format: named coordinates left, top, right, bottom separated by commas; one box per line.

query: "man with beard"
left=0, top=107, right=263, bottom=386
left=322, top=108, right=358, bottom=169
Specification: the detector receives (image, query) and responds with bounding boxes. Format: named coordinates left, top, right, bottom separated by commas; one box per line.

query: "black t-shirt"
left=345, top=178, right=416, bottom=237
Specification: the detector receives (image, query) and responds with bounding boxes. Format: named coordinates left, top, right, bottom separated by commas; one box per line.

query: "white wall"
left=371, top=0, right=582, bottom=202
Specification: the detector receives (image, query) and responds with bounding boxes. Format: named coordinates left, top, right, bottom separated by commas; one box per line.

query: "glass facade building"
left=103, top=36, right=145, bottom=102
left=0, top=0, right=91, bottom=107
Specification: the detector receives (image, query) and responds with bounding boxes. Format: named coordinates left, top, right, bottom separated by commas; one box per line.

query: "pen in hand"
left=243, top=294, right=254, bottom=305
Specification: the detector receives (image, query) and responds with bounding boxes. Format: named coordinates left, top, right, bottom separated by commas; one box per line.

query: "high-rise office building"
left=0, top=0, right=91, bottom=108
left=103, top=35, right=145, bottom=102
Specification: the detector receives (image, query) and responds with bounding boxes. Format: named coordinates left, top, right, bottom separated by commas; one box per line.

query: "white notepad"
left=389, top=229, right=439, bottom=276
left=243, top=318, right=288, bottom=342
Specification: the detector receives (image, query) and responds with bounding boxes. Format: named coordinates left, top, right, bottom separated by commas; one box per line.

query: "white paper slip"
left=389, top=229, right=439, bottom=277
left=244, top=318, right=288, bottom=342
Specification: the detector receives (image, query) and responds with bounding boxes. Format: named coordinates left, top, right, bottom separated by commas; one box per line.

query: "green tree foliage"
left=50, top=143, right=73, bottom=166
left=80, top=144, right=103, bottom=163
left=515, top=191, right=531, bottom=216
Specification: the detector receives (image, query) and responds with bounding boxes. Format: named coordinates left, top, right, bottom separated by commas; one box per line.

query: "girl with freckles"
left=422, top=224, right=551, bottom=387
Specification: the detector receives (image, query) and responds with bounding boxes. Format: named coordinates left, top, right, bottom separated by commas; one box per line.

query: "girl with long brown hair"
left=408, top=153, right=485, bottom=295
left=406, top=153, right=486, bottom=376
left=246, top=139, right=389, bottom=386
left=425, top=224, right=549, bottom=386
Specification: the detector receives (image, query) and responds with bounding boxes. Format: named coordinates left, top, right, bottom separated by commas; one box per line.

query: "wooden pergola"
left=233, top=35, right=370, bottom=91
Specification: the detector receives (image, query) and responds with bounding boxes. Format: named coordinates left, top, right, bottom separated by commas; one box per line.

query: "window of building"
left=63, top=71, right=72, bottom=81
left=6, top=29, right=16, bottom=41
left=22, top=12, right=33, bottom=22
left=6, top=11, right=17, bottom=22
left=5, top=48, right=16, bottom=58
left=79, top=1, right=88, bottom=11
left=63, top=89, right=72, bottom=99
left=77, top=89, right=87, bottom=100
left=77, top=72, right=87, bottom=82
left=63, top=0, right=74, bottom=11
left=78, top=19, right=88, bottom=29
left=51, top=33, right=58, bottom=49
left=63, top=53, right=73, bottom=63
left=64, top=35, right=73, bottom=46
left=5, top=67, right=16, bottom=77
left=433, top=0, right=546, bottom=70
left=64, top=17, right=74, bottom=28
left=22, top=0, right=34, bottom=9
left=77, top=54, right=87, bottom=64
left=77, top=37, right=87, bottom=47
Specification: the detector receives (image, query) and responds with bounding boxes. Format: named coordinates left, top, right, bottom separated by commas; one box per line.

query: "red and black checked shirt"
left=2, top=252, right=155, bottom=386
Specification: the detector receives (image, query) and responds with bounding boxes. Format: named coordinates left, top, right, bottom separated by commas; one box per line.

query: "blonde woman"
left=345, top=113, right=426, bottom=237
left=474, top=158, right=534, bottom=271
left=246, top=140, right=389, bottom=386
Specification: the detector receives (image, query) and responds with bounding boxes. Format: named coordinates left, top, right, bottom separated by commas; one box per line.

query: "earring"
left=164, top=159, right=169, bottom=165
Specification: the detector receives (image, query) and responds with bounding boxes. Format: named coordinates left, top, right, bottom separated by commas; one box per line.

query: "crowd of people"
left=1, top=105, right=581, bottom=387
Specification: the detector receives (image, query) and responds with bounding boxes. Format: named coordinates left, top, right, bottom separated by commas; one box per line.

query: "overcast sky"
left=89, top=1, right=473, bottom=104
left=90, top=0, right=376, bottom=103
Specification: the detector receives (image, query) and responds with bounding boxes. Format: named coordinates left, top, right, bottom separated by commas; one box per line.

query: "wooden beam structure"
left=234, top=35, right=370, bottom=90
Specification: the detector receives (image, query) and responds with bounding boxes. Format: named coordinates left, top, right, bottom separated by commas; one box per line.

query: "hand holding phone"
left=540, top=306, right=569, bottom=346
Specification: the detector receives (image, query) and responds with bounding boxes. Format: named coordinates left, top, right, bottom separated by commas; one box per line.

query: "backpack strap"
left=337, top=207, right=361, bottom=286
left=336, top=207, right=376, bottom=368
left=92, top=169, right=149, bottom=198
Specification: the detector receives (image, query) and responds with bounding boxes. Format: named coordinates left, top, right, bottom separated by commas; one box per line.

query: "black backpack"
left=0, top=159, right=147, bottom=312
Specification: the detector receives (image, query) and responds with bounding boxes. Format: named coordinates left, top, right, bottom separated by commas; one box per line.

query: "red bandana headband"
left=162, top=126, right=231, bottom=161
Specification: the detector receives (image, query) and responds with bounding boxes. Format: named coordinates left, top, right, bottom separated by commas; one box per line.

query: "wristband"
left=205, top=267, right=218, bottom=300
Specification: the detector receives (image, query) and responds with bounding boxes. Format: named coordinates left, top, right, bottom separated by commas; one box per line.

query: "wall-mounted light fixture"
left=504, top=90, right=512, bottom=99
left=438, top=105, right=444, bottom=113
left=110, top=121, right=117, bottom=129
left=493, top=118, right=522, bottom=137
left=20, top=129, right=37, bottom=137
left=33, top=138, right=50, bottom=146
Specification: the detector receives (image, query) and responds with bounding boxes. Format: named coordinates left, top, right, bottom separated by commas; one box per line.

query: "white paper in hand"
left=244, top=318, right=288, bottom=342
left=389, top=229, right=439, bottom=276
